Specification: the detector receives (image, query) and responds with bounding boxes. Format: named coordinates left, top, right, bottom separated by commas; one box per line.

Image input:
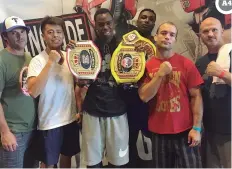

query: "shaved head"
left=200, top=17, right=224, bottom=53
left=200, top=17, right=223, bottom=32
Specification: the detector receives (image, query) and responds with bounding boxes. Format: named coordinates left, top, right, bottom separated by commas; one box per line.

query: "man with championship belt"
left=27, top=16, right=80, bottom=168
left=135, top=9, right=156, bottom=44
left=139, top=22, right=203, bottom=168
left=74, top=8, right=129, bottom=168
left=196, top=17, right=231, bottom=168
left=123, top=8, right=156, bottom=168
left=0, top=16, right=38, bottom=168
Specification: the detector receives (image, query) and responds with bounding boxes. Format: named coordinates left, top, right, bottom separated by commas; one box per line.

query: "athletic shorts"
left=35, top=122, right=80, bottom=165
left=82, top=112, right=129, bottom=166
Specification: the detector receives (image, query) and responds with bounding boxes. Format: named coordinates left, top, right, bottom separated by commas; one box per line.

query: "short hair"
left=138, top=8, right=156, bottom=20
left=94, top=8, right=113, bottom=22
left=156, top=21, right=178, bottom=37
left=1, top=32, right=8, bottom=44
left=40, top=16, right=65, bottom=33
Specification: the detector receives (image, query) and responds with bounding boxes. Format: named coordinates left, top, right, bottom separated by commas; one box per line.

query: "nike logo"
left=119, top=146, right=128, bottom=157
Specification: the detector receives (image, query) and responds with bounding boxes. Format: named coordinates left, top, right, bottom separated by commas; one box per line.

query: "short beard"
left=11, top=43, right=26, bottom=51
left=157, top=45, right=172, bottom=51
left=99, top=35, right=113, bottom=43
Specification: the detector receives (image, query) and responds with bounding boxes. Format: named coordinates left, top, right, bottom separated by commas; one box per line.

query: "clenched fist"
left=205, top=61, right=223, bottom=77
left=48, top=50, right=62, bottom=64
left=158, top=61, right=172, bottom=77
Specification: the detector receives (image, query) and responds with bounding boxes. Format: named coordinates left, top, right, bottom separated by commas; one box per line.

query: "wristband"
left=219, top=70, right=226, bottom=79
left=193, top=126, right=201, bottom=132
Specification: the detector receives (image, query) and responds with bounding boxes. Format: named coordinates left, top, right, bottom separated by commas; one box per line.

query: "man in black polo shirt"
left=196, top=17, right=231, bottom=168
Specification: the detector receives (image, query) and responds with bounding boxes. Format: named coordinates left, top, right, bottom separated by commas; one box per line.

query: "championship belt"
left=66, top=41, right=102, bottom=80
left=19, top=66, right=30, bottom=96
left=111, top=30, right=156, bottom=84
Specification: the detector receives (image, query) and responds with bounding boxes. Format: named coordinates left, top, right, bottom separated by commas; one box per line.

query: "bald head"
left=200, top=17, right=224, bottom=52
left=200, top=17, right=223, bottom=32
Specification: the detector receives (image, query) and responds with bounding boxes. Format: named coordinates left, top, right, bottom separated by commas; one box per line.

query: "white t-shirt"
left=28, top=50, right=76, bottom=130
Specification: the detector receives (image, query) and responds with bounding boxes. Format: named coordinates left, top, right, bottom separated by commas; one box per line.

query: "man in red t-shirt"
left=138, top=22, right=204, bottom=168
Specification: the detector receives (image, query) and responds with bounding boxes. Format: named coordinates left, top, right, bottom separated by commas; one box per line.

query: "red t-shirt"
left=143, top=53, right=203, bottom=134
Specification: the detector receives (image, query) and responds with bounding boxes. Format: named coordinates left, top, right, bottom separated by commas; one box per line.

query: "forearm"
left=75, top=85, right=83, bottom=112
left=221, top=71, right=231, bottom=86
left=191, top=95, right=203, bottom=128
left=0, top=103, right=10, bottom=134
left=28, top=61, right=55, bottom=98
left=76, top=79, right=92, bottom=87
left=139, top=74, right=163, bottom=103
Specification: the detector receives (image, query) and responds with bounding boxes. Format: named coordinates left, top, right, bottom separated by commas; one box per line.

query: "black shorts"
left=35, top=122, right=80, bottom=165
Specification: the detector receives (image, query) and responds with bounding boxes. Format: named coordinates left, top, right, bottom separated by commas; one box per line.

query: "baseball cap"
left=1, top=16, right=30, bottom=33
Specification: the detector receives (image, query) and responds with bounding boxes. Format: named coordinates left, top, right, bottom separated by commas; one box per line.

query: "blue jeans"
left=0, top=131, right=39, bottom=168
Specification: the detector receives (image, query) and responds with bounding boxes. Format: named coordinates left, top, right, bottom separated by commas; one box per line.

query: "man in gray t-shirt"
left=0, top=16, right=38, bottom=168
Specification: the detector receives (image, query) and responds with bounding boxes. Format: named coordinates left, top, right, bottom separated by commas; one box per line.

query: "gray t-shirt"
left=0, top=49, right=37, bottom=133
